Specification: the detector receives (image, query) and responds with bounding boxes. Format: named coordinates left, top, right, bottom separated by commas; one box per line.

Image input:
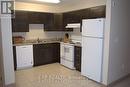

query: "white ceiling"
left=15, top=0, right=80, bottom=6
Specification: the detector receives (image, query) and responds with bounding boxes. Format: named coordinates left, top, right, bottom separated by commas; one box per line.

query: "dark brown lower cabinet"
left=52, top=43, right=60, bottom=63
left=74, top=46, right=82, bottom=72
left=33, top=43, right=60, bottom=66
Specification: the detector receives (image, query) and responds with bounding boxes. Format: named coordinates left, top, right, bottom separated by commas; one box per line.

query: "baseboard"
left=5, top=83, right=15, bottom=87
left=107, top=74, right=130, bottom=87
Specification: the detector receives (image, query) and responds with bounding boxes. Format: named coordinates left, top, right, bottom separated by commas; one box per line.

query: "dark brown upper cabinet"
left=12, top=5, right=106, bottom=32
left=63, top=5, right=106, bottom=23
left=63, top=11, right=81, bottom=24
left=12, top=10, right=29, bottom=32
left=45, top=13, right=73, bottom=31
left=62, top=5, right=106, bottom=31
left=28, top=12, right=55, bottom=31
left=62, top=12, right=80, bottom=31
left=89, top=5, right=106, bottom=19
left=28, top=12, right=43, bottom=24
left=79, top=9, right=90, bottom=19
left=43, top=13, right=54, bottom=31
left=53, top=13, right=63, bottom=31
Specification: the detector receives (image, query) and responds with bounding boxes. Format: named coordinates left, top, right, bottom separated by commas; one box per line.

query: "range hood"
left=65, top=23, right=81, bottom=28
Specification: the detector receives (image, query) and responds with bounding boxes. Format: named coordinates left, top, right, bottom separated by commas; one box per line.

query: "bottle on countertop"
left=63, top=33, right=70, bottom=43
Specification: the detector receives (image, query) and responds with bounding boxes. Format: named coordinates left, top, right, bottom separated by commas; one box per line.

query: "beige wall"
left=60, top=0, right=106, bottom=12
left=104, top=0, right=130, bottom=85
left=15, top=2, right=61, bottom=13
left=102, top=0, right=111, bottom=85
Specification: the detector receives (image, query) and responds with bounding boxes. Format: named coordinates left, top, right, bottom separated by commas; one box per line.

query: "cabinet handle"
left=22, top=47, right=27, bottom=48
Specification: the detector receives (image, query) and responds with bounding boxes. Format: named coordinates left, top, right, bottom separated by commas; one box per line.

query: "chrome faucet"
left=37, top=38, right=41, bottom=43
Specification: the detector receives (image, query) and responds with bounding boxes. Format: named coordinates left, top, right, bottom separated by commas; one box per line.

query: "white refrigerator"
left=81, top=18, right=105, bottom=82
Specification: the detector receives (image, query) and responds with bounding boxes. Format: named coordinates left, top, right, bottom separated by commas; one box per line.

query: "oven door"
left=64, top=45, right=74, bottom=62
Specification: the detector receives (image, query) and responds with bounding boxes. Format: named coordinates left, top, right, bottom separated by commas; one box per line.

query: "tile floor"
left=15, top=63, right=130, bottom=87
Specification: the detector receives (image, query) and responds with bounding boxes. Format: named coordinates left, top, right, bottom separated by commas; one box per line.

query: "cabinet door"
left=79, top=9, right=90, bottom=19
left=33, top=44, right=54, bottom=66
left=44, top=13, right=54, bottom=30
left=89, top=5, right=106, bottom=19
left=74, top=46, right=81, bottom=72
left=28, top=12, right=42, bottom=24
left=28, top=12, right=55, bottom=31
left=44, top=13, right=64, bottom=31
left=12, top=11, right=29, bottom=32
left=16, top=45, right=33, bottom=69
left=52, top=43, right=60, bottom=62
left=53, top=13, right=63, bottom=31
left=63, top=12, right=79, bottom=31
left=63, top=12, right=81, bottom=24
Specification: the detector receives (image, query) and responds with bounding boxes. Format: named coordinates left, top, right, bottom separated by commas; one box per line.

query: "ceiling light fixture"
left=37, top=0, right=60, bottom=3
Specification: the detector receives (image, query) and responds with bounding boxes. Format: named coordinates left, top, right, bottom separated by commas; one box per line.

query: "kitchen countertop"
left=13, top=41, right=60, bottom=46
left=13, top=39, right=82, bottom=47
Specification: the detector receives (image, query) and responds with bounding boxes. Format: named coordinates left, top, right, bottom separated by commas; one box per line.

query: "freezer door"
left=81, top=37, right=103, bottom=82
left=82, top=18, right=105, bottom=38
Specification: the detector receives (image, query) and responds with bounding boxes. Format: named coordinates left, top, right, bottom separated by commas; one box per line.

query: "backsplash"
left=68, top=28, right=82, bottom=42
left=13, top=24, right=82, bottom=41
left=13, top=24, right=64, bottom=40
